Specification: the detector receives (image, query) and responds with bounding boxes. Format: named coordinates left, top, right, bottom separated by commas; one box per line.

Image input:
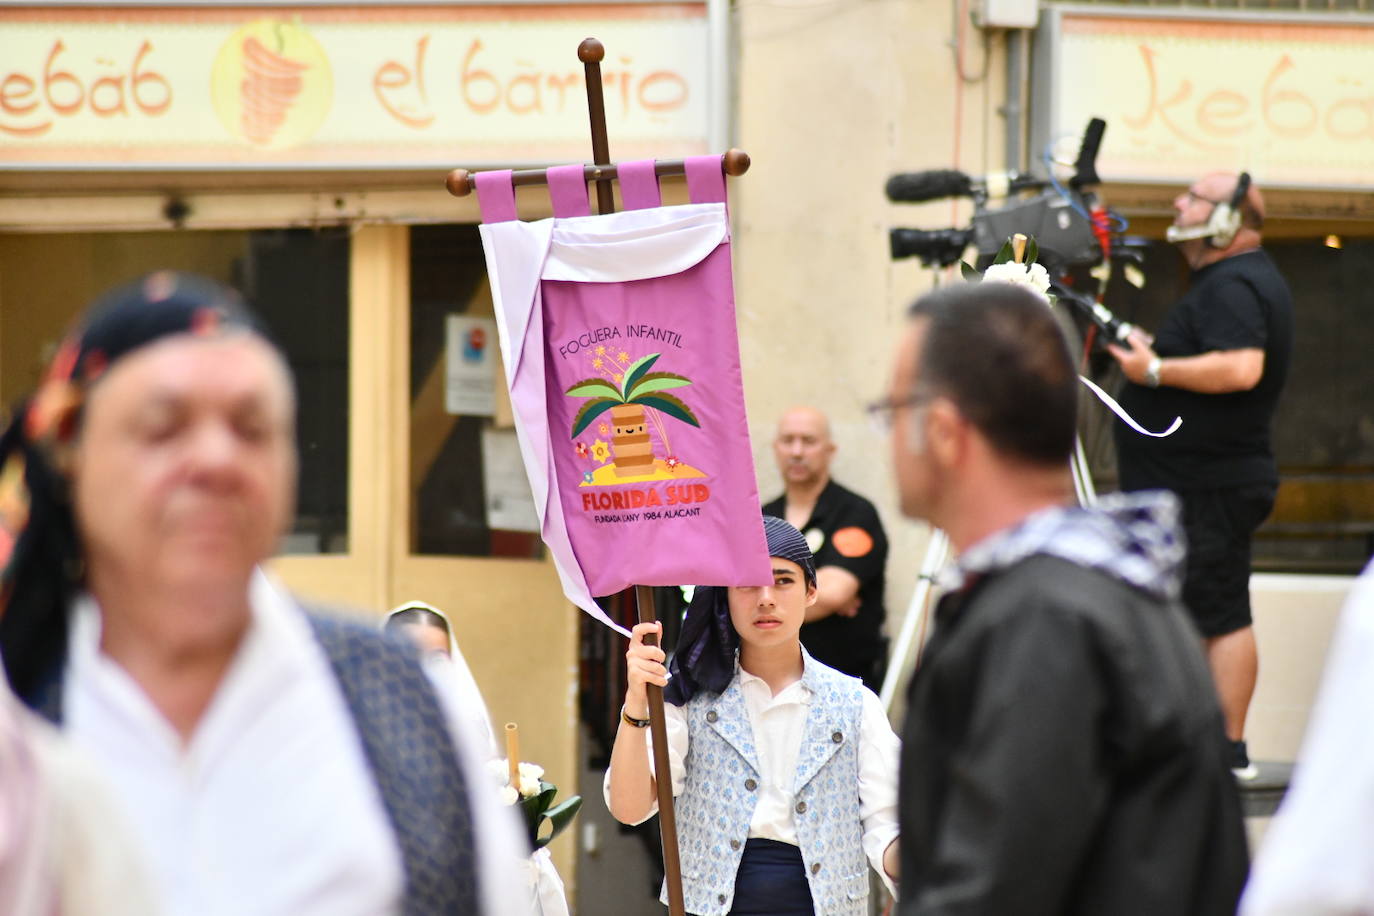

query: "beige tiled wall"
left=1247, top=573, right=1354, bottom=762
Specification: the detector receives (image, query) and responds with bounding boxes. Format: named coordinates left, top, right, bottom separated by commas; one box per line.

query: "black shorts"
left=1179, top=484, right=1276, bottom=638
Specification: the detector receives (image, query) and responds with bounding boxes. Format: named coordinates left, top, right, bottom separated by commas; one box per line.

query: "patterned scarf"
left=0, top=272, right=268, bottom=703
left=664, top=515, right=817, bottom=705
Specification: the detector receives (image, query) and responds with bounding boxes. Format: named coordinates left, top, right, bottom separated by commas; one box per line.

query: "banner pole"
left=579, top=36, right=687, bottom=916
left=635, top=585, right=687, bottom=916
left=445, top=152, right=751, bottom=198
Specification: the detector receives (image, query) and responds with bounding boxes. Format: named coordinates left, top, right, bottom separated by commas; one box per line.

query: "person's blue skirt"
left=727, top=838, right=814, bottom=915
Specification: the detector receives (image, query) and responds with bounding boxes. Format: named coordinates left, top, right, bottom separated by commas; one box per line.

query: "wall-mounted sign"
left=480, top=428, right=540, bottom=533
left=446, top=315, right=499, bottom=416
left=1033, top=8, right=1374, bottom=189
left=0, top=3, right=713, bottom=169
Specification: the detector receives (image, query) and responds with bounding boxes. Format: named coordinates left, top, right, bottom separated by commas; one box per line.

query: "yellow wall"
left=1249, top=576, right=1352, bottom=761
left=0, top=231, right=246, bottom=403
left=732, top=1, right=1008, bottom=658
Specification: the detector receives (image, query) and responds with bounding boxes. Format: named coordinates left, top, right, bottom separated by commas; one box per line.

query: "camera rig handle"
left=1070, top=117, right=1106, bottom=190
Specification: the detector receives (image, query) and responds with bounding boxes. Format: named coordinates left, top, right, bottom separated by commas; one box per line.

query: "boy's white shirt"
left=604, top=655, right=900, bottom=898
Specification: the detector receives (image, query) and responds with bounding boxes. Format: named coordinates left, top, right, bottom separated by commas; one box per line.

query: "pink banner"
left=479, top=165, right=771, bottom=629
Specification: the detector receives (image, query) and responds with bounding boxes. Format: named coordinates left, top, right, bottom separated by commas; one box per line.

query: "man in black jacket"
left=883, top=282, right=1248, bottom=915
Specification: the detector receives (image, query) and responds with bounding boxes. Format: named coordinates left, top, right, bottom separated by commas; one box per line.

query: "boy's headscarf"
left=0, top=272, right=269, bottom=705
left=664, top=515, right=816, bottom=706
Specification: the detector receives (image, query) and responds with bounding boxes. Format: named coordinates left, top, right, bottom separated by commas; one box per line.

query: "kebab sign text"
left=0, top=4, right=711, bottom=167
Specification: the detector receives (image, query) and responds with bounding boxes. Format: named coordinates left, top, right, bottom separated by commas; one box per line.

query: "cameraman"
left=1108, top=172, right=1294, bottom=781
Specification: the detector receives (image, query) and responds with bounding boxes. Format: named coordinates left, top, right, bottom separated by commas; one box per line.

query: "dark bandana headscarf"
left=0, top=272, right=268, bottom=705
left=664, top=515, right=817, bottom=706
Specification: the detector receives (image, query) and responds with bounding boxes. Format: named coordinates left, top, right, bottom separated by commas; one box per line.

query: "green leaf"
left=621, top=353, right=661, bottom=398
left=1024, top=236, right=1039, bottom=267
left=532, top=780, right=559, bottom=813
left=625, top=371, right=693, bottom=401
left=994, top=238, right=1015, bottom=264
left=960, top=260, right=981, bottom=282
left=634, top=392, right=701, bottom=428
left=565, top=378, right=623, bottom=400
left=570, top=398, right=619, bottom=438
left=534, top=794, right=584, bottom=850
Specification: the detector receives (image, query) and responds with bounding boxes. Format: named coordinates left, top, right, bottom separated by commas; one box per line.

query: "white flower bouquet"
left=961, top=234, right=1053, bottom=304
left=493, top=724, right=583, bottom=850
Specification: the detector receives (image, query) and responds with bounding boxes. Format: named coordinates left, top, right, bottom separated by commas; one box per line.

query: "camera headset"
left=1166, top=172, right=1252, bottom=248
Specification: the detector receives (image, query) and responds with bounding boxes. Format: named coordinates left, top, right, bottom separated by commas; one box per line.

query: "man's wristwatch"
left=1144, top=355, right=1163, bottom=388
left=621, top=705, right=651, bottom=728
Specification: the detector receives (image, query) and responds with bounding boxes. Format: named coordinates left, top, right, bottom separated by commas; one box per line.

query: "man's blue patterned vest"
left=664, top=649, right=869, bottom=916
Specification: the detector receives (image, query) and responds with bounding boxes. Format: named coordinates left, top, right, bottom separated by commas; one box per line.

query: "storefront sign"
left=1035, top=9, right=1374, bottom=188
left=0, top=3, right=713, bottom=168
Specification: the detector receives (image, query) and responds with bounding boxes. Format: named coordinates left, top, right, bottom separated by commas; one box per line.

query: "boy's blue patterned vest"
left=665, top=650, right=869, bottom=916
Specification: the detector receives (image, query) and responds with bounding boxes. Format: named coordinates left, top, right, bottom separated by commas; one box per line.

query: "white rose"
left=981, top=261, right=1051, bottom=303
left=518, top=775, right=542, bottom=797
left=979, top=261, right=1021, bottom=285
left=518, top=761, right=545, bottom=781
left=499, top=785, right=519, bottom=806
left=487, top=759, right=511, bottom=784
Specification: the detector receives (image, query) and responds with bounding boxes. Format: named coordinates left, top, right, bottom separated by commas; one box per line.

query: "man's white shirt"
left=64, top=570, right=531, bottom=916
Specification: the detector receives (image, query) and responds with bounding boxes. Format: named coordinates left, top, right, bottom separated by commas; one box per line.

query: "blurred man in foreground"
left=0, top=273, right=527, bottom=915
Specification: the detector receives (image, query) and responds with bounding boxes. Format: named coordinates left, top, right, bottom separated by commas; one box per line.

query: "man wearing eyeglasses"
left=1107, top=172, right=1294, bottom=781
left=887, top=282, right=1248, bottom=916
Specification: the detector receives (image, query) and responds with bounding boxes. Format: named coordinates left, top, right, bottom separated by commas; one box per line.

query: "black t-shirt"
left=762, top=480, right=888, bottom=679
left=1115, top=249, right=1294, bottom=491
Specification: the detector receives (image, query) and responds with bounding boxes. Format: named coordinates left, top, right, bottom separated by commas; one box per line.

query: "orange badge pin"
left=831, top=526, right=873, bottom=558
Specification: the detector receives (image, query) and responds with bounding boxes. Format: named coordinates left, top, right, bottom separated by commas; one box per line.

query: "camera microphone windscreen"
left=1070, top=117, right=1106, bottom=189
left=885, top=169, right=974, bottom=204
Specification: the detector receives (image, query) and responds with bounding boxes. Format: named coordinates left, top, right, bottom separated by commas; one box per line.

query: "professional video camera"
left=886, top=118, right=1144, bottom=344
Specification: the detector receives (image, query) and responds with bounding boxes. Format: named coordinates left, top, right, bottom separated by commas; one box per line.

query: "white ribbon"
left=1078, top=375, right=1182, bottom=438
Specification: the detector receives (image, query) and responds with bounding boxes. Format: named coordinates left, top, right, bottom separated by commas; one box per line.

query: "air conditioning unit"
left=976, top=0, right=1039, bottom=29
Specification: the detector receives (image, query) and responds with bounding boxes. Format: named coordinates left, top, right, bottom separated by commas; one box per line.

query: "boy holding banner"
left=605, top=516, right=900, bottom=916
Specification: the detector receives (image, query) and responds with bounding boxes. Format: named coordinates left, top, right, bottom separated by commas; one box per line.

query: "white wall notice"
left=480, top=428, right=540, bottom=533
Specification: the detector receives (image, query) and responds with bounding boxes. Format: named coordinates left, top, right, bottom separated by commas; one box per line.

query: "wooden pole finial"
left=580, top=39, right=614, bottom=215
left=577, top=38, right=604, bottom=63
left=722, top=149, right=751, bottom=177
left=445, top=169, right=473, bottom=198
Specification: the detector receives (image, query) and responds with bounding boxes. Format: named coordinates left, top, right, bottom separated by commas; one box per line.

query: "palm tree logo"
left=566, top=352, right=701, bottom=480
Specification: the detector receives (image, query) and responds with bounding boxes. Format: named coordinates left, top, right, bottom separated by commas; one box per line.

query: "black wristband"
left=621, top=705, right=651, bottom=728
